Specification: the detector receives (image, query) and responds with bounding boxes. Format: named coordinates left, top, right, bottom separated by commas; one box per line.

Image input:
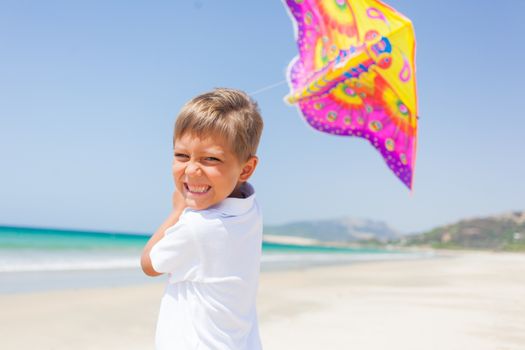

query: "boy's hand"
left=172, top=189, right=187, bottom=215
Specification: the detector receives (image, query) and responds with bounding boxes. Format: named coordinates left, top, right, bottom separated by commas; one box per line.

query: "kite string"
left=248, top=79, right=288, bottom=96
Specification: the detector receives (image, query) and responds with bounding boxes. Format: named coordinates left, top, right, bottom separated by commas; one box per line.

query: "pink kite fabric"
left=284, top=0, right=418, bottom=189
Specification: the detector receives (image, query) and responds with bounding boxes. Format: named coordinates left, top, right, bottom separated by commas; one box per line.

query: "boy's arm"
left=141, top=190, right=186, bottom=276
left=140, top=210, right=181, bottom=276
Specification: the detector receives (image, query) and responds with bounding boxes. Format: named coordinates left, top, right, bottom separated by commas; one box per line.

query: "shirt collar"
left=208, top=182, right=256, bottom=216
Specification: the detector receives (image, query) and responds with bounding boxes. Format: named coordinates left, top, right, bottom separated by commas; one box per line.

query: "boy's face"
left=172, top=132, right=257, bottom=210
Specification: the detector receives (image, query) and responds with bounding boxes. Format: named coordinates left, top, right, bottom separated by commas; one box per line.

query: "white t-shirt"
left=150, top=183, right=263, bottom=350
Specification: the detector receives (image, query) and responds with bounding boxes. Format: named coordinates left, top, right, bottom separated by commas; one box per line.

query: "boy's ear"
left=239, top=156, right=258, bottom=182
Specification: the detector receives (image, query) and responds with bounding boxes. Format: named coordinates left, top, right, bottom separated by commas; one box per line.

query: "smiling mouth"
left=184, top=183, right=211, bottom=194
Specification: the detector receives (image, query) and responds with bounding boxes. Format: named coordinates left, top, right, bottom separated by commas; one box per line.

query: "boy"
left=141, top=88, right=264, bottom=350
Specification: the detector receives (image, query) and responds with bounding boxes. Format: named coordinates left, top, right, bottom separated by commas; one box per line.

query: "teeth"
left=186, top=184, right=210, bottom=193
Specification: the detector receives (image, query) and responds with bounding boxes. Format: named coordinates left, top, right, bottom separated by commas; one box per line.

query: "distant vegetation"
left=395, top=211, right=525, bottom=252
left=264, top=211, right=525, bottom=252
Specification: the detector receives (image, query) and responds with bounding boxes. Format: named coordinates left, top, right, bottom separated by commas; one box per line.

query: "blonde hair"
left=174, top=88, right=263, bottom=162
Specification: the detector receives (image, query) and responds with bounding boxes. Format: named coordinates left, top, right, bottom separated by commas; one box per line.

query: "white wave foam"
left=0, top=249, right=141, bottom=272
left=261, top=251, right=435, bottom=264
left=0, top=250, right=435, bottom=272
left=0, top=257, right=141, bottom=272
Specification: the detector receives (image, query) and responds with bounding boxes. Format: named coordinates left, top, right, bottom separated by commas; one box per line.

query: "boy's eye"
left=204, top=157, right=221, bottom=162
left=174, top=153, right=189, bottom=159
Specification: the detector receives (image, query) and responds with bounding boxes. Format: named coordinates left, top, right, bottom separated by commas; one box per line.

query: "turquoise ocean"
left=0, top=226, right=433, bottom=294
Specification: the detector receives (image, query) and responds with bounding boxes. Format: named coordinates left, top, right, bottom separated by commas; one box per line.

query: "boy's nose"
left=185, top=162, right=202, bottom=176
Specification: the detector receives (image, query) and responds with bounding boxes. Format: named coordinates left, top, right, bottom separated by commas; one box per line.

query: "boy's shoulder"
left=186, top=183, right=258, bottom=219
left=176, top=183, right=260, bottom=234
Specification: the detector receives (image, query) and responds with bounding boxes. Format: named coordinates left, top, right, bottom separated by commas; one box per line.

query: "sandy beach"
left=1, top=250, right=524, bottom=350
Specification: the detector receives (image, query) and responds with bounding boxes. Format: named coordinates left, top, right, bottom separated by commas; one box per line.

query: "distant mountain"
left=400, top=211, right=525, bottom=251
left=263, top=217, right=401, bottom=244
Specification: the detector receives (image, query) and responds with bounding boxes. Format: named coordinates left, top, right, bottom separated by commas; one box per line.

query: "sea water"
left=0, top=226, right=433, bottom=293
left=0, top=226, right=148, bottom=272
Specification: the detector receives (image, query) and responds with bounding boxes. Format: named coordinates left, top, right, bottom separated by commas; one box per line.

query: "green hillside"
left=400, top=211, right=525, bottom=251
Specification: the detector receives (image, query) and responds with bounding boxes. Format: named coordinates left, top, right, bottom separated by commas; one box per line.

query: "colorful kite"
left=284, top=0, right=418, bottom=189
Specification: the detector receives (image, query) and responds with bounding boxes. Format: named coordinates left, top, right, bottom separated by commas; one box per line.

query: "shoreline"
left=0, top=247, right=435, bottom=295
left=1, top=250, right=524, bottom=349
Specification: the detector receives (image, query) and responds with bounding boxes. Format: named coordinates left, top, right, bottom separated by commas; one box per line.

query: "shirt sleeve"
left=149, top=214, right=201, bottom=281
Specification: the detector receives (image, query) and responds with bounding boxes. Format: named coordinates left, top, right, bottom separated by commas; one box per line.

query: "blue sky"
left=1, top=0, right=524, bottom=235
